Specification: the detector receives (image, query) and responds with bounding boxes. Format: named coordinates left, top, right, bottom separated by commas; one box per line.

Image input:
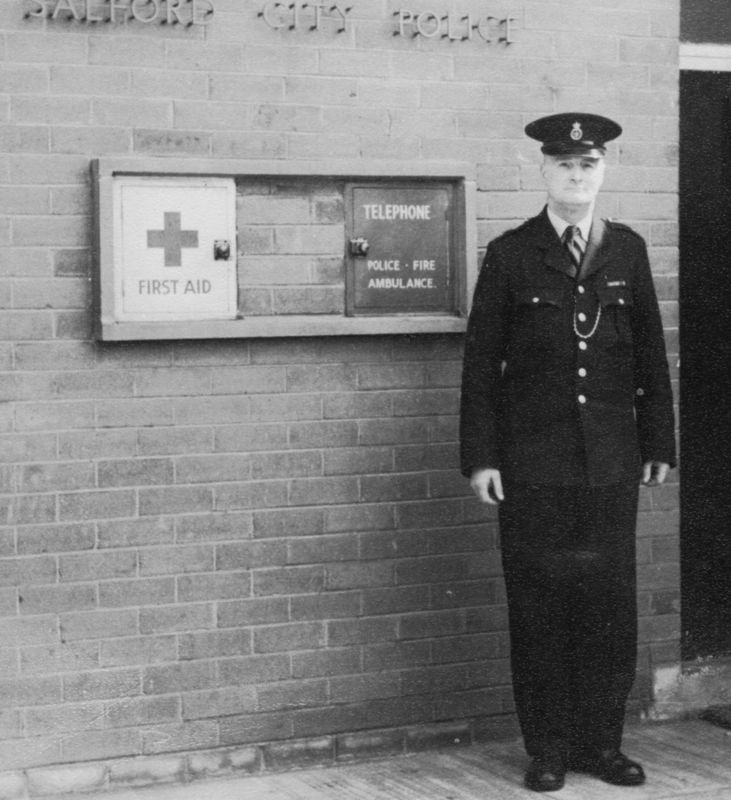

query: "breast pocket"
left=596, top=285, right=633, bottom=348
left=511, top=288, right=565, bottom=357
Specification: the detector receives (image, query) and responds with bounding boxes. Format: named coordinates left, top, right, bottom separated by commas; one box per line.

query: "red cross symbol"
left=147, top=212, right=199, bottom=267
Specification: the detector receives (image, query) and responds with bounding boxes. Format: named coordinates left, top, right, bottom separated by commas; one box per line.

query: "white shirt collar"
left=546, top=206, right=593, bottom=244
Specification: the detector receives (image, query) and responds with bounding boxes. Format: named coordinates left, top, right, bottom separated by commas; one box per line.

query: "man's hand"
left=641, top=460, right=670, bottom=487
left=470, top=467, right=504, bottom=505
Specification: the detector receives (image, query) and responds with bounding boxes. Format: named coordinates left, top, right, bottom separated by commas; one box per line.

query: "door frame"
left=678, top=61, right=731, bottom=660
left=680, top=43, right=731, bottom=71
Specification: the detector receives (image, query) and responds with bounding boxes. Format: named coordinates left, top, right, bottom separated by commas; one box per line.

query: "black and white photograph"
left=1, top=1, right=729, bottom=798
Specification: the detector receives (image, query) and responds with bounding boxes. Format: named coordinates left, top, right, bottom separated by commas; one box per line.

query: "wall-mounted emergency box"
left=92, top=158, right=477, bottom=341
left=346, top=182, right=458, bottom=317
left=111, top=176, right=237, bottom=322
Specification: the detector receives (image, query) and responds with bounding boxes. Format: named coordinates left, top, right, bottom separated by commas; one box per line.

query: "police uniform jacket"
left=460, top=207, right=676, bottom=485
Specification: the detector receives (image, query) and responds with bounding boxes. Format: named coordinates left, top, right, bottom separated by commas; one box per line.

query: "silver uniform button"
left=578, top=312, right=587, bottom=322
left=532, top=297, right=540, bottom=303
left=578, top=368, right=587, bottom=377
left=579, top=341, right=588, bottom=351
left=578, top=285, right=585, bottom=294
left=618, top=298, right=625, bottom=305
left=636, top=387, right=645, bottom=396
left=578, top=394, right=587, bottom=404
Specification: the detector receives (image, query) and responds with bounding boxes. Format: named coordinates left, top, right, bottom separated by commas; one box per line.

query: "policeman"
left=460, top=113, right=676, bottom=792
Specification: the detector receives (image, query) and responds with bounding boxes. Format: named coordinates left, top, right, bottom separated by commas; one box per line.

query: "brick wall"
left=238, top=179, right=345, bottom=316
left=0, top=0, right=680, bottom=785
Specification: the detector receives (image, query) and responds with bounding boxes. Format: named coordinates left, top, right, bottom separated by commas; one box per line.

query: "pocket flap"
left=516, top=288, right=563, bottom=308
left=596, top=285, right=633, bottom=308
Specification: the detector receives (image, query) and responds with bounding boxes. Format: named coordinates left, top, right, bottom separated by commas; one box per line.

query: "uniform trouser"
left=498, top=481, right=640, bottom=760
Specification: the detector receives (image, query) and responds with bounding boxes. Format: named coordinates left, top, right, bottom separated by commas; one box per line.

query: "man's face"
left=541, top=154, right=605, bottom=208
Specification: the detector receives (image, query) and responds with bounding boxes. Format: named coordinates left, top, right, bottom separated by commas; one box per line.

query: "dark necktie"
left=562, top=225, right=584, bottom=269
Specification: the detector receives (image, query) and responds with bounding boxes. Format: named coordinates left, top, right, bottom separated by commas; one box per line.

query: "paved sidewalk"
left=57, top=720, right=731, bottom=800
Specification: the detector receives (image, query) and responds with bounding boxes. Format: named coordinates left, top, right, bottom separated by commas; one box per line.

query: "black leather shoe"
left=524, top=753, right=566, bottom=792
left=582, top=749, right=646, bottom=786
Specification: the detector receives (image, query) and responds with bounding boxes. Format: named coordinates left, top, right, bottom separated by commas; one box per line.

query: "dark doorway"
left=680, top=70, right=731, bottom=659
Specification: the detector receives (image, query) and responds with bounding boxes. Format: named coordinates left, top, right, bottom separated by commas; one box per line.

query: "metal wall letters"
left=23, top=0, right=517, bottom=41
left=24, top=0, right=214, bottom=26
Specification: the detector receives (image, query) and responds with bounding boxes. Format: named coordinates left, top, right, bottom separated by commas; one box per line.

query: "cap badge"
left=570, top=121, right=583, bottom=141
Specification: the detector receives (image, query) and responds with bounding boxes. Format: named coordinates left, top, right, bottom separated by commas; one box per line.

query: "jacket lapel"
left=528, top=208, right=614, bottom=282
left=578, top=216, right=611, bottom=281
left=532, top=207, right=577, bottom=279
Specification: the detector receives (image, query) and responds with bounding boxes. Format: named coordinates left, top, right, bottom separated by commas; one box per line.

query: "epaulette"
left=604, top=218, right=644, bottom=240
left=491, top=218, right=531, bottom=243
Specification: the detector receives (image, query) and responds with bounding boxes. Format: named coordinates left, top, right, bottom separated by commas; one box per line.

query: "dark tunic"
left=459, top=207, right=676, bottom=759
left=460, top=207, right=676, bottom=484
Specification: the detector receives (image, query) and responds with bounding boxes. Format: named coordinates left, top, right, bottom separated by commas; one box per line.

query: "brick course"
left=0, top=0, right=680, bottom=791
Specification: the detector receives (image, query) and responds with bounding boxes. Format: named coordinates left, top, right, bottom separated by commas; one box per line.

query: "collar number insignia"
left=570, top=121, right=583, bottom=141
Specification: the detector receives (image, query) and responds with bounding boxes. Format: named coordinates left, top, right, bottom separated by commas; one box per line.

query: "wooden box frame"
left=92, top=157, right=477, bottom=341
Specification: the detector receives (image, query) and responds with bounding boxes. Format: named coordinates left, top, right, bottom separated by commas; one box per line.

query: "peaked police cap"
left=525, top=112, right=622, bottom=158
